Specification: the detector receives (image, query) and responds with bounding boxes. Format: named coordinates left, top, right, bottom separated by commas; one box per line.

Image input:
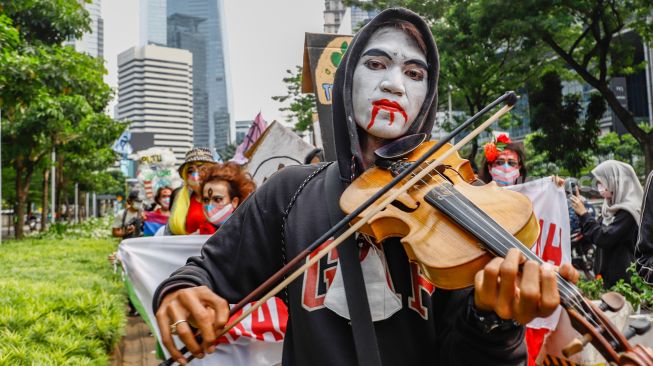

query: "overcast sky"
left=103, top=0, right=325, bottom=123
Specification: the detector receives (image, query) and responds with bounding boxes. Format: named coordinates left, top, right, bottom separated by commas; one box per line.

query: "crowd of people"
left=111, top=147, right=259, bottom=239
left=107, top=8, right=653, bottom=366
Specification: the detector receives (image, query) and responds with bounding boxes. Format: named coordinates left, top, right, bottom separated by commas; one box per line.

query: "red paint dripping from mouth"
left=367, top=99, right=408, bottom=129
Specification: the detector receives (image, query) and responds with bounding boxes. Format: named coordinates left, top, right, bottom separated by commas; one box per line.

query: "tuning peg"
left=599, top=292, right=625, bottom=312
left=623, top=318, right=651, bottom=340
left=562, top=333, right=593, bottom=357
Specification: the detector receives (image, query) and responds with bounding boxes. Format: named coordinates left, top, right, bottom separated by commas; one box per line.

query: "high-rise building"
left=235, top=120, right=253, bottom=145
left=167, top=13, right=209, bottom=151
left=140, top=0, right=167, bottom=46
left=324, top=0, right=346, bottom=33
left=167, top=0, right=232, bottom=151
left=349, top=5, right=379, bottom=31
left=324, top=0, right=379, bottom=34
left=67, top=0, right=104, bottom=58
left=116, top=45, right=194, bottom=162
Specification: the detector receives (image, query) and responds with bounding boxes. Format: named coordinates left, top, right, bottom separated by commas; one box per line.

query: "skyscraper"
left=350, top=5, right=379, bottom=31
left=323, top=0, right=346, bottom=33
left=140, top=0, right=167, bottom=46
left=324, top=0, right=378, bottom=34
left=167, top=14, right=209, bottom=151
left=68, top=0, right=104, bottom=58
left=167, top=0, right=232, bottom=151
left=117, top=45, right=194, bottom=162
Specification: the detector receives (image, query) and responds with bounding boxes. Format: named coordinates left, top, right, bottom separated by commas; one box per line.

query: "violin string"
left=423, top=170, right=595, bottom=318
left=422, top=167, right=614, bottom=336
left=400, top=162, right=611, bottom=338
left=422, top=167, right=621, bottom=344
left=416, top=167, right=610, bottom=336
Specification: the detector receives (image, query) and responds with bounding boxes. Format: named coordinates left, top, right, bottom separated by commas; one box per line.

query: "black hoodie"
left=154, top=8, right=526, bottom=366
left=636, top=171, right=653, bottom=284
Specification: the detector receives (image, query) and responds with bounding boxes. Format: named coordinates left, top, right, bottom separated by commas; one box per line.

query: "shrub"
left=0, top=236, right=126, bottom=365
left=28, top=216, right=113, bottom=240
left=577, top=264, right=653, bottom=311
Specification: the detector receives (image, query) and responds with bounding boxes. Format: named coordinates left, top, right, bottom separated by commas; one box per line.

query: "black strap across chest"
left=324, top=163, right=382, bottom=366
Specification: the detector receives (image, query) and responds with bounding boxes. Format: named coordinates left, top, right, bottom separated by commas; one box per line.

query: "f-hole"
left=390, top=199, right=420, bottom=213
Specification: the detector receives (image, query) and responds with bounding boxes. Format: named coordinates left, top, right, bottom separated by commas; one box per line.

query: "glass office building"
left=167, top=0, right=232, bottom=151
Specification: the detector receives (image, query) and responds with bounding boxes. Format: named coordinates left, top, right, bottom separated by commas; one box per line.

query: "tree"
left=55, top=117, right=126, bottom=219
left=218, top=143, right=237, bottom=161
left=596, top=131, right=646, bottom=177
left=0, top=0, right=124, bottom=238
left=1, top=0, right=90, bottom=44
left=348, top=0, right=546, bottom=162
left=271, top=66, right=317, bottom=132
left=529, top=72, right=604, bottom=176
left=524, top=133, right=559, bottom=178
left=475, top=0, right=653, bottom=172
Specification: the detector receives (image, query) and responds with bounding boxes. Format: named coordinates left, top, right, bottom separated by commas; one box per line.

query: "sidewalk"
left=111, top=315, right=160, bottom=366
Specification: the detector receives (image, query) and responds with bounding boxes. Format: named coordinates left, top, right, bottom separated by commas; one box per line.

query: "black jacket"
left=154, top=164, right=526, bottom=365
left=636, top=171, right=653, bottom=284
left=580, top=210, right=638, bottom=288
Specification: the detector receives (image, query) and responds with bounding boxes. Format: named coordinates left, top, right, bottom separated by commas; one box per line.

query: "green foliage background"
left=0, top=233, right=126, bottom=364
left=271, top=66, right=317, bottom=132
left=579, top=264, right=653, bottom=311
left=1, top=0, right=127, bottom=238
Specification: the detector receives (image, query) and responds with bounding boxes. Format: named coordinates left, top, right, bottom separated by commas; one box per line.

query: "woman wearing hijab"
left=570, top=160, right=643, bottom=288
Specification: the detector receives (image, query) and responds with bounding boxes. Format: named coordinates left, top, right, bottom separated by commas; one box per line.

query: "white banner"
left=117, top=235, right=285, bottom=365
left=506, top=178, right=571, bottom=330
left=116, top=177, right=571, bottom=365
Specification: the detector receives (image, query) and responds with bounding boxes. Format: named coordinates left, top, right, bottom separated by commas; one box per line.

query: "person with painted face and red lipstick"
left=153, top=8, right=577, bottom=366
left=197, top=162, right=256, bottom=235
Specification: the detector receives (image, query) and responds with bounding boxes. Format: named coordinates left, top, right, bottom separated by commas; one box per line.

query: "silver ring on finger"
left=170, top=319, right=188, bottom=335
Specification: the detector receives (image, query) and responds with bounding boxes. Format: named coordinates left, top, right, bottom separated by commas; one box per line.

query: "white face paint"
left=352, top=27, right=428, bottom=139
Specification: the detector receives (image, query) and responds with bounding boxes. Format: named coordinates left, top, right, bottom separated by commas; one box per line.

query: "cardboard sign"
left=302, top=33, right=353, bottom=161
left=245, top=121, right=314, bottom=186
left=133, top=147, right=183, bottom=202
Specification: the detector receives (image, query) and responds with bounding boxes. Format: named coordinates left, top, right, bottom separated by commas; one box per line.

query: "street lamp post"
left=448, top=84, right=453, bottom=127
left=74, top=183, right=79, bottom=223
left=51, top=148, right=55, bottom=224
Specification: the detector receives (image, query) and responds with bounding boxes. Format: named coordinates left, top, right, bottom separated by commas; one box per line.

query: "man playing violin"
left=154, top=8, right=579, bottom=365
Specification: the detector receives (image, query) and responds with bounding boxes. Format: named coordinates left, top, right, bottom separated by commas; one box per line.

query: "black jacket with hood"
left=154, top=8, right=526, bottom=365
left=636, top=171, right=653, bottom=285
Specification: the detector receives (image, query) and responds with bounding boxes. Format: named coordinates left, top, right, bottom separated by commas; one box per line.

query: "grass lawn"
left=0, top=235, right=126, bottom=365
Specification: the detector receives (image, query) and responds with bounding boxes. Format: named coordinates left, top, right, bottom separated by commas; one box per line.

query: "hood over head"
left=591, top=160, right=643, bottom=226
left=331, top=7, right=440, bottom=181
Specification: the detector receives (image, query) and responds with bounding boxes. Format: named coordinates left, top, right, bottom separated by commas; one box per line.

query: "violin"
left=161, top=92, right=653, bottom=365
left=341, top=140, right=653, bottom=365
left=341, top=140, right=540, bottom=289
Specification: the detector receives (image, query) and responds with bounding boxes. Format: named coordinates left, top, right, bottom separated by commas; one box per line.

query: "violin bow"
left=161, top=91, right=518, bottom=365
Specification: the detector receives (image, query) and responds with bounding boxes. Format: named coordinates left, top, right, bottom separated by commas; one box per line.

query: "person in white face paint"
left=153, top=9, right=577, bottom=366
left=112, top=190, right=146, bottom=239
left=352, top=27, right=428, bottom=140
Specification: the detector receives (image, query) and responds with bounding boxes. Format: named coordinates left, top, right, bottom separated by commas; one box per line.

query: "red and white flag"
left=117, top=235, right=286, bottom=366
left=231, top=112, right=268, bottom=165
